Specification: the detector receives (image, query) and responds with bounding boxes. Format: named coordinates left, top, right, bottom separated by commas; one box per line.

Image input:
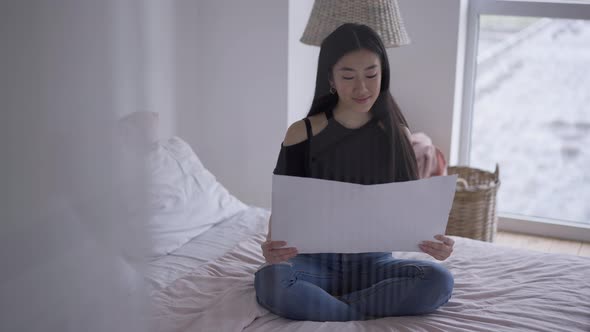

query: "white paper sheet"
left=271, top=174, right=458, bottom=253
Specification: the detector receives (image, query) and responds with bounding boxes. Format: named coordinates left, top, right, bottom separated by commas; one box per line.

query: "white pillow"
left=118, top=111, right=160, bottom=152
left=146, top=136, right=248, bottom=258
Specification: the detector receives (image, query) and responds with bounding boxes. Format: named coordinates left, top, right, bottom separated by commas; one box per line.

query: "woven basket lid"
left=300, top=0, right=411, bottom=48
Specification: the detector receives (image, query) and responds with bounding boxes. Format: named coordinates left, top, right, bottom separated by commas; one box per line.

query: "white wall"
left=112, top=0, right=176, bottom=138
left=174, top=0, right=289, bottom=209
left=390, top=0, right=463, bottom=160
left=142, top=0, right=176, bottom=139
left=287, top=0, right=463, bottom=160
left=288, top=0, right=319, bottom=125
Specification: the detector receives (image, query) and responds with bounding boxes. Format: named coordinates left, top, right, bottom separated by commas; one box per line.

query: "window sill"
left=498, top=213, right=590, bottom=243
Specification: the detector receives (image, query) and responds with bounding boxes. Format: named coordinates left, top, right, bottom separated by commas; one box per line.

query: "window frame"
left=459, top=0, right=590, bottom=242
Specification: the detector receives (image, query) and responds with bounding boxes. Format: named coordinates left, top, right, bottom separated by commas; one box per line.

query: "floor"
left=495, top=231, right=590, bottom=257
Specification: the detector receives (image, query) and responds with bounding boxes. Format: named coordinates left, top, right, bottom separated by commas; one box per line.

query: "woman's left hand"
left=419, top=234, right=455, bottom=261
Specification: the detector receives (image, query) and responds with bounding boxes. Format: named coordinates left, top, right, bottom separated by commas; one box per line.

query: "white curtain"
left=0, top=1, right=174, bottom=330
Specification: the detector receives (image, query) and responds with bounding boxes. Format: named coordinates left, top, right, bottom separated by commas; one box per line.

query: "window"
left=459, top=0, right=590, bottom=241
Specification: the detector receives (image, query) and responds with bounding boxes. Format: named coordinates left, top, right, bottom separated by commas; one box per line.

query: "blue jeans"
left=254, top=252, right=453, bottom=321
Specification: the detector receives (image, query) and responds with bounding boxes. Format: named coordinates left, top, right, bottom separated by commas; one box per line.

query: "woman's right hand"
left=261, top=240, right=298, bottom=264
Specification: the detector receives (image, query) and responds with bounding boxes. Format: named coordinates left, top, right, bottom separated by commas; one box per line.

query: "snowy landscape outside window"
left=469, top=13, right=590, bottom=227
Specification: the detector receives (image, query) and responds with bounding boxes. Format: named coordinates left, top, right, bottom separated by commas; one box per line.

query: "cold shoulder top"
left=273, top=108, right=394, bottom=185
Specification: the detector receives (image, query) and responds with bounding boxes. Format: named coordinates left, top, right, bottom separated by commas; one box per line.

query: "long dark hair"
left=307, top=23, right=418, bottom=182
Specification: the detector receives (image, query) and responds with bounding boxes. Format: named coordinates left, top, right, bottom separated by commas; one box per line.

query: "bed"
left=146, top=204, right=589, bottom=332
left=138, top=129, right=589, bottom=332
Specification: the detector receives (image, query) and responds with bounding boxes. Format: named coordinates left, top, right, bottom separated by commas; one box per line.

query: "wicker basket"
left=445, top=164, right=500, bottom=242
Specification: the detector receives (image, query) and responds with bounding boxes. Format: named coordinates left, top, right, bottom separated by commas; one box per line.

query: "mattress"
left=146, top=206, right=269, bottom=293
left=148, top=207, right=590, bottom=332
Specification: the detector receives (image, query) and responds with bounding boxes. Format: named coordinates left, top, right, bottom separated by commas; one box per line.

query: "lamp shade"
left=300, top=0, right=411, bottom=48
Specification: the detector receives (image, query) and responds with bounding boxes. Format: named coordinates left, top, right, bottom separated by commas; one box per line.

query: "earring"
left=329, top=86, right=336, bottom=95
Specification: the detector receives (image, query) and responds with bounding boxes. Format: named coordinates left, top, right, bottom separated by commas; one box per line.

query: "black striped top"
left=273, top=108, right=394, bottom=185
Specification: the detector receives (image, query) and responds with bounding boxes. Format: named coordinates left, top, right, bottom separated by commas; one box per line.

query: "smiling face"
left=330, top=49, right=382, bottom=114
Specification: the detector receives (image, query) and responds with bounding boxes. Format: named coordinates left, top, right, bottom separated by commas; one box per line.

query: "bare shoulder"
left=283, top=120, right=307, bottom=146
left=283, top=113, right=329, bottom=146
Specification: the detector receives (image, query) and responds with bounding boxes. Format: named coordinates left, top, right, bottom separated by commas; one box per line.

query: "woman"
left=254, top=23, right=455, bottom=322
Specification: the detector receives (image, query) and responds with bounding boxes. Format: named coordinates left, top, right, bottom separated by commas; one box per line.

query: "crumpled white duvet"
left=150, top=230, right=590, bottom=332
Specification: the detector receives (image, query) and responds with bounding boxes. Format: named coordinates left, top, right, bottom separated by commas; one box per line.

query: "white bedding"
left=148, top=207, right=590, bottom=332
left=146, top=206, right=269, bottom=293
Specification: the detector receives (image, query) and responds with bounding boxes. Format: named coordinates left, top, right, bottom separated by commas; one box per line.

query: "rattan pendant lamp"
left=300, top=0, right=411, bottom=48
